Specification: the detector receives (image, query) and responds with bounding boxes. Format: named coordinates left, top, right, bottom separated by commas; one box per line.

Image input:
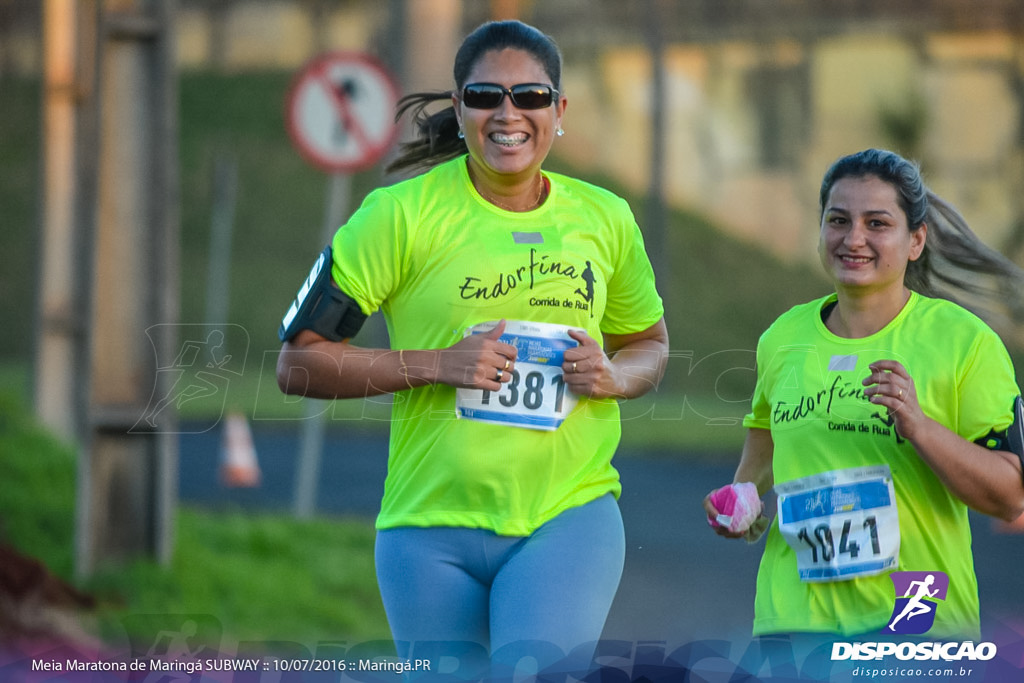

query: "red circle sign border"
left=285, top=51, right=401, bottom=174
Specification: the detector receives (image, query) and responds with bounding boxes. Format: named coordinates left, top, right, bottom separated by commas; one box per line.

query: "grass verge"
left=0, top=388, right=389, bottom=648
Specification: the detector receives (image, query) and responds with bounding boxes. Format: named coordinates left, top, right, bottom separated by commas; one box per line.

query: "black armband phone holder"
left=974, top=396, right=1024, bottom=481
left=278, top=246, right=368, bottom=343
left=1008, top=396, right=1024, bottom=477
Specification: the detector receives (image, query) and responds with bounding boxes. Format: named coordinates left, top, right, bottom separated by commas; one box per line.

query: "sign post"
left=284, top=52, right=399, bottom=518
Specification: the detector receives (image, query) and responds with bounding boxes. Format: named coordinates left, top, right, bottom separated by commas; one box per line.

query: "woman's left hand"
left=562, top=329, right=620, bottom=398
left=863, top=360, right=928, bottom=440
left=561, top=318, right=669, bottom=401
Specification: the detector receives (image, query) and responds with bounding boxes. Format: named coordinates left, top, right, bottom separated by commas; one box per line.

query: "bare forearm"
left=277, top=324, right=518, bottom=400
left=590, top=317, right=669, bottom=400
left=606, top=339, right=669, bottom=399
left=908, top=418, right=1024, bottom=521
left=276, top=341, right=436, bottom=399
left=734, top=428, right=775, bottom=495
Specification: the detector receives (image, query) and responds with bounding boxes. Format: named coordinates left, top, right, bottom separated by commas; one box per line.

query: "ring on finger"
left=572, top=361, right=578, bottom=373
left=504, top=359, right=511, bottom=371
left=496, top=368, right=503, bottom=381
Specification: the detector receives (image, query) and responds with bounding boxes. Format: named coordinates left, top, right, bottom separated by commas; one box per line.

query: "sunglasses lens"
left=462, top=84, right=504, bottom=109
left=461, top=84, right=556, bottom=110
left=510, top=85, right=554, bottom=109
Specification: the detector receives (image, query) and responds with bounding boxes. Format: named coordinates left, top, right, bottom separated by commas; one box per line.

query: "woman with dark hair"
left=704, top=148, right=1024, bottom=639
left=277, top=20, right=668, bottom=676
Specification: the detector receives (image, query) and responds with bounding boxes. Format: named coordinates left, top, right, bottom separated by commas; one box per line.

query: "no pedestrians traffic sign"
left=285, top=52, right=401, bottom=173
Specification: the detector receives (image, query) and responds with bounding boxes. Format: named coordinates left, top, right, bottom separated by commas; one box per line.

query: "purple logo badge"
left=884, top=571, right=949, bottom=635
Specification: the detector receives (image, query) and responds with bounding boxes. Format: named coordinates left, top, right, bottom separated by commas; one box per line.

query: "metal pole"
left=293, top=172, right=351, bottom=518
left=76, top=0, right=179, bottom=576
left=37, top=0, right=82, bottom=442
left=72, top=0, right=100, bottom=582
left=204, top=152, right=238, bottom=330
left=645, top=0, right=668, bottom=285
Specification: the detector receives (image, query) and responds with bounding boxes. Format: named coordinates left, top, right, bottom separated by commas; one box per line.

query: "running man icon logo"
left=885, top=571, right=949, bottom=635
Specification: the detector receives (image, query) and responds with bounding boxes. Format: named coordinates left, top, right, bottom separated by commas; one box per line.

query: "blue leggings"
left=375, top=494, right=624, bottom=678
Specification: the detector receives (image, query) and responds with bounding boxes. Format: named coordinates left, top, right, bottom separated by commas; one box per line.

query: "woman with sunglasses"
left=277, top=20, right=667, bottom=678
left=704, top=148, right=1024, bottom=640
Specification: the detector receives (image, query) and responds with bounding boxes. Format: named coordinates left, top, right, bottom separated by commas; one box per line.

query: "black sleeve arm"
left=278, top=246, right=368, bottom=343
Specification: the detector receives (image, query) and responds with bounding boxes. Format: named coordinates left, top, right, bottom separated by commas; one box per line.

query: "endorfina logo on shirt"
left=457, top=248, right=596, bottom=317
left=884, top=571, right=949, bottom=635
left=770, top=352, right=906, bottom=445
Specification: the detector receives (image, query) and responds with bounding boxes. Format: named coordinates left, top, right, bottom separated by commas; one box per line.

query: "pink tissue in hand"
left=708, top=482, right=761, bottom=533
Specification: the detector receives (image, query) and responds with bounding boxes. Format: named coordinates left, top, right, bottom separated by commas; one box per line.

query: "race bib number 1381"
left=455, top=320, right=578, bottom=431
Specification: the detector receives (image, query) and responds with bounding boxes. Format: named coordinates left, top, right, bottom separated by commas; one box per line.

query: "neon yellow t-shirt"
left=331, top=156, right=664, bottom=536
left=744, top=292, right=1019, bottom=638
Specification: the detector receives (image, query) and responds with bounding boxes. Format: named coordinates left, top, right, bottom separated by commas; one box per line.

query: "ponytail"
left=385, top=91, right=466, bottom=174
left=910, top=192, right=1024, bottom=323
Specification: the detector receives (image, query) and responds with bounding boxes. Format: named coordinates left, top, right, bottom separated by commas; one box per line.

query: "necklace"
left=480, top=175, right=546, bottom=212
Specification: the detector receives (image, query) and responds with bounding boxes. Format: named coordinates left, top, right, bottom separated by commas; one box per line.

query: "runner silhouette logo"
left=885, top=571, right=949, bottom=635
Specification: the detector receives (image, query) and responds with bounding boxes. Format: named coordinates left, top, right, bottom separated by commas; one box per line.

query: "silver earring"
left=458, top=129, right=465, bottom=139
left=556, top=128, right=565, bottom=137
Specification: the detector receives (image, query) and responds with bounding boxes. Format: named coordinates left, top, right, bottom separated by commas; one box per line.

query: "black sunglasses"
left=461, top=82, right=559, bottom=110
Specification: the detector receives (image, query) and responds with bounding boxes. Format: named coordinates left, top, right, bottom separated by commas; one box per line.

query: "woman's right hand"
left=703, top=487, right=749, bottom=539
left=435, top=319, right=519, bottom=391
left=704, top=429, right=775, bottom=539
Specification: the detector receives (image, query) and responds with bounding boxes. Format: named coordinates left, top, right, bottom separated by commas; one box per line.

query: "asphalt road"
left=178, top=421, right=1024, bottom=653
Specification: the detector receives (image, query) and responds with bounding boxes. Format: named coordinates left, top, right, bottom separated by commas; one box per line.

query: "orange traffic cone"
left=220, top=411, right=261, bottom=487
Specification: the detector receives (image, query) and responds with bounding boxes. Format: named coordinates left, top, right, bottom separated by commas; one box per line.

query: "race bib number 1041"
left=455, top=320, right=578, bottom=431
left=776, top=465, right=900, bottom=582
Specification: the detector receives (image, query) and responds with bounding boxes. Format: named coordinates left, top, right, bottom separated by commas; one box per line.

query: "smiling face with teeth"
left=818, top=174, right=927, bottom=299
left=453, top=48, right=566, bottom=203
